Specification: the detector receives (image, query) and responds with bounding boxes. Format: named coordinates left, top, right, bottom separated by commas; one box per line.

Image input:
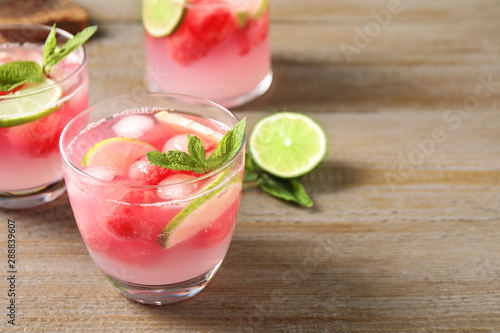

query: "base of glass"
left=0, top=179, right=66, bottom=210
left=217, top=70, right=273, bottom=108
left=103, top=260, right=224, bottom=305
left=145, top=70, right=273, bottom=109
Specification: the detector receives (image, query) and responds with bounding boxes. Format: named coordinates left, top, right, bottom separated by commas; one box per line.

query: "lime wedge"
left=251, top=0, right=269, bottom=19
left=249, top=112, right=326, bottom=178
left=82, top=137, right=156, bottom=175
left=159, top=171, right=242, bottom=249
left=142, top=0, right=186, bottom=37
left=0, top=79, right=63, bottom=128
left=236, top=11, right=249, bottom=27
left=154, top=110, right=224, bottom=142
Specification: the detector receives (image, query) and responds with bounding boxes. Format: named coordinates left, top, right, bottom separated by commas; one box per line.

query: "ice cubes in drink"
left=157, top=173, right=200, bottom=200
left=112, top=114, right=155, bottom=139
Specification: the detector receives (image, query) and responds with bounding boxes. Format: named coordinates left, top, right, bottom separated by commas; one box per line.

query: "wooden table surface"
left=2, top=0, right=500, bottom=331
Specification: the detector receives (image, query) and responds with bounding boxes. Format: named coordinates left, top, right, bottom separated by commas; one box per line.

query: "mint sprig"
left=43, top=25, right=97, bottom=74
left=244, top=153, right=313, bottom=208
left=0, top=61, right=45, bottom=91
left=0, top=24, right=97, bottom=92
left=147, top=118, right=247, bottom=174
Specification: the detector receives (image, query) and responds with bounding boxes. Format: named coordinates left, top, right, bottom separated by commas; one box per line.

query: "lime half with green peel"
left=142, top=0, right=186, bottom=37
left=159, top=171, right=242, bottom=249
left=0, top=78, right=63, bottom=128
left=82, top=137, right=156, bottom=175
left=249, top=112, right=327, bottom=178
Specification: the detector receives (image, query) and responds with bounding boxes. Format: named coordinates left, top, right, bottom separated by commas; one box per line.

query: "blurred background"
left=0, top=0, right=141, bottom=29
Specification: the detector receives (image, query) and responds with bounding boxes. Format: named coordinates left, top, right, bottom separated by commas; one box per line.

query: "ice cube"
left=66, top=167, right=117, bottom=203
left=85, top=167, right=119, bottom=182
left=127, top=156, right=170, bottom=185
left=162, top=134, right=189, bottom=153
left=157, top=173, right=200, bottom=200
left=162, top=134, right=218, bottom=154
left=112, top=115, right=155, bottom=139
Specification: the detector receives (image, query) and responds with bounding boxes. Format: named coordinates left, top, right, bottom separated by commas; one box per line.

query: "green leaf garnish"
left=207, top=118, right=246, bottom=170
left=244, top=152, right=314, bottom=207
left=43, top=24, right=58, bottom=67
left=0, top=24, right=97, bottom=92
left=243, top=152, right=260, bottom=182
left=147, top=149, right=208, bottom=174
left=43, top=25, right=97, bottom=73
left=257, top=173, right=313, bottom=208
left=187, top=134, right=208, bottom=171
left=147, top=118, right=246, bottom=174
left=0, top=61, right=45, bottom=91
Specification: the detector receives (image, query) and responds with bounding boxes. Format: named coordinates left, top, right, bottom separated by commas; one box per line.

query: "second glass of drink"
left=143, top=0, right=272, bottom=107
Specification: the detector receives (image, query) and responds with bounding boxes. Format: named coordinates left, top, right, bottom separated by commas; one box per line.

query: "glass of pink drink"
left=0, top=25, right=89, bottom=209
left=60, top=93, right=245, bottom=305
left=143, top=0, right=272, bottom=108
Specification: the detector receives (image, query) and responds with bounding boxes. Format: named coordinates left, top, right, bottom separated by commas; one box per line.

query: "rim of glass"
left=0, top=24, right=87, bottom=100
left=60, top=92, right=245, bottom=190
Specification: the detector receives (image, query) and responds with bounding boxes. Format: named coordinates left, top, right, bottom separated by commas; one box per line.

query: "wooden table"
left=2, top=0, right=500, bottom=331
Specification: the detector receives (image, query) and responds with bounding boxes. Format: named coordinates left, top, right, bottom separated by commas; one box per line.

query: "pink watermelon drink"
left=60, top=93, right=245, bottom=305
left=143, top=0, right=272, bottom=107
left=0, top=24, right=94, bottom=209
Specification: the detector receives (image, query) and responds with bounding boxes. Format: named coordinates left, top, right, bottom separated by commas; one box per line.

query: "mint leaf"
left=207, top=118, right=246, bottom=170
left=257, top=173, right=313, bottom=208
left=187, top=134, right=208, bottom=172
left=0, top=24, right=97, bottom=92
left=148, top=118, right=246, bottom=174
left=244, top=152, right=313, bottom=207
left=43, top=24, right=57, bottom=66
left=147, top=150, right=206, bottom=174
left=244, top=152, right=261, bottom=182
left=44, top=25, right=97, bottom=74
left=0, top=61, right=45, bottom=92
left=206, top=131, right=232, bottom=170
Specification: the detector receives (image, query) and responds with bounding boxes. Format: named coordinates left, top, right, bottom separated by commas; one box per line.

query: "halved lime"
left=249, top=112, right=327, bottom=178
left=82, top=137, right=156, bottom=175
left=0, top=79, right=63, bottom=128
left=159, top=171, right=242, bottom=249
left=142, top=0, right=186, bottom=38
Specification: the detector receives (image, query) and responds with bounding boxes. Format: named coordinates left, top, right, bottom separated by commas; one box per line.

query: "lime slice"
left=82, top=137, right=156, bottom=175
left=236, top=11, right=249, bottom=27
left=249, top=112, right=326, bottom=178
left=142, top=0, right=186, bottom=37
left=0, top=79, right=63, bottom=128
left=251, top=0, right=269, bottom=19
left=155, top=110, right=223, bottom=142
left=159, top=171, right=242, bottom=249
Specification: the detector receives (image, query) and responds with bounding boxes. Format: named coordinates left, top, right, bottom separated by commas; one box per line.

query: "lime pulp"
left=82, top=137, right=156, bottom=175
left=249, top=112, right=327, bottom=178
left=0, top=79, right=63, bottom=128
left=142, top=0, right=186, bottom=37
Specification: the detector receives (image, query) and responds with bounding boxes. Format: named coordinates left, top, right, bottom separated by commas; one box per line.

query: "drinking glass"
left=143, top=0, right=272, bottom=108
left=60, top=93, right=244, bottom=305
left=0, top=24, right=89, bottom=209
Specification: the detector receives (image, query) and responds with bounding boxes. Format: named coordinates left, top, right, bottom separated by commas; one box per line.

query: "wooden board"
left=1, top=0, right=500, bottom=331
left=0, top=0, right=88, bottom=34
